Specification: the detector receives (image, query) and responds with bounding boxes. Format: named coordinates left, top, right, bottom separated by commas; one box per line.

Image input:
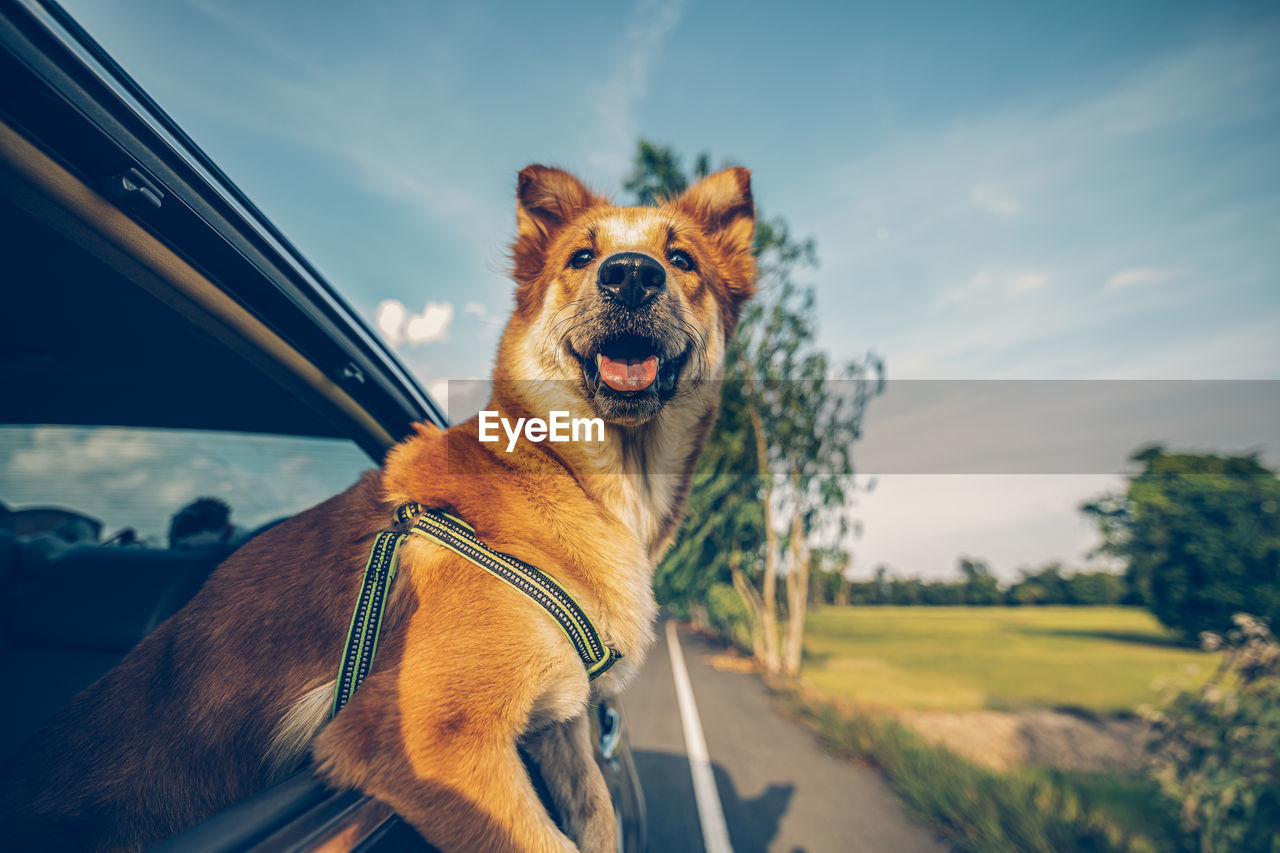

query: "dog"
left=1, top=164, right=755, bottom=852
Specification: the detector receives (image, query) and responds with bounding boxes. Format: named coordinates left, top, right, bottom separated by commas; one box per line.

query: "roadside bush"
left=705, top=582, right=754, bottom=654
left=1146, top=613, right=1280, bottom=853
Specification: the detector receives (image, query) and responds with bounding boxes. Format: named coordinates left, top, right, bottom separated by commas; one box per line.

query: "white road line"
left=666, top=619, right=734, bottom=853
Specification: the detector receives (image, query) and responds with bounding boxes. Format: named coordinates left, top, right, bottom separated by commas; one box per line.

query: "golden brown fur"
left=0, top=165, right=755, bottom=852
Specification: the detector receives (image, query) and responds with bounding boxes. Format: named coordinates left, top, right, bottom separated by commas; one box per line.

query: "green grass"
left=802, top=606, right=1213, bottom=713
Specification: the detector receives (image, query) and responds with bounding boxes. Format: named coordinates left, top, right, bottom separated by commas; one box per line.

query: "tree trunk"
left=747, top=399, right=780, bottom=674
left=783, top=479, right=810, bottom=676
left=688, top=602, right=709, bottom=633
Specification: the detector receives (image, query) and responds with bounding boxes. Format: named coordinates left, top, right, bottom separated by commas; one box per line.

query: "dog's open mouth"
left=578, top=334, right=687, bottom=398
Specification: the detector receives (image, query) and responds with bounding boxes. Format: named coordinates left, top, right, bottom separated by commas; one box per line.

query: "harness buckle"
left=598, top=703, right=622, bottom=761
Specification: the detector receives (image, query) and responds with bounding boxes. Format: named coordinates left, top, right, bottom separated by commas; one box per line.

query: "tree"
left=637, top=140, right=883, bottom=674
left=623, top=139, right=711, bottom=206
left=888, top=576, right=923, bottom=606
left=654, top=375, right=764, bottom=646
left=1064, top=570, right=1127, bottom=606
left=958, top=557, right=1001, bottom=606
left=812, top=550, right=853, bottom=605
left=739, top=283, right=883, bottom=673
left=1005, top=562, right=1069, bottom=606
left=1083, top=446, right=1280, bottom=640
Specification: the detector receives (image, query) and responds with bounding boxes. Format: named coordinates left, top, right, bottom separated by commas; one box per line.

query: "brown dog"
left=1, top=164, right=755, bottom=852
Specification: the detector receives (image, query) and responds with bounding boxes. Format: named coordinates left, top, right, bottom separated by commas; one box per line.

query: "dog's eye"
left=668, top=250, right=695, bottom=272
left=569, top=249, right=595, bottom=270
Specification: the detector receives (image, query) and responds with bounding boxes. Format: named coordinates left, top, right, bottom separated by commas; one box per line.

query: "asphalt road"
left=623, top=620, right=949, bottom=853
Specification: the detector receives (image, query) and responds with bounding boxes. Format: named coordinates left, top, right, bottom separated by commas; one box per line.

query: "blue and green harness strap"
left=330, top=503, right=621, bottom=717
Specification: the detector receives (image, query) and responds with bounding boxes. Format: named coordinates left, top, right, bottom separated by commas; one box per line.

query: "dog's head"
left=497, top=165, right=755, bottom=427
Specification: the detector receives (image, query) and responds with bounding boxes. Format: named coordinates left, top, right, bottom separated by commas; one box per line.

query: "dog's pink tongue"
left=599, top=354, right=659, bottom=392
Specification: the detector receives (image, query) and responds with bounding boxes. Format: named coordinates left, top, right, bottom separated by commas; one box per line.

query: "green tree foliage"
left=886, top=575, right=923, bottom=606
left=1084, top=447, right=1280, bottom=640
left=622, top=139, right=710, bottom=205
left=1065, top=570, right=1129, bottom=606
left=1147, top=613, right=1280, bottom=852
left=959, top=557, right=1002, bottom=606
left=704, top=582, right=755, bottom=654
left=1007, top=562, right=1070, bottom=606
left=811, top=550, right=854, bottom=605
left=654, top=374, right=763, bottom=609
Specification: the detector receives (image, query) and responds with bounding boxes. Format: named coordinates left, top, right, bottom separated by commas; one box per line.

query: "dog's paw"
left=571, top=807, right=618, bottom=853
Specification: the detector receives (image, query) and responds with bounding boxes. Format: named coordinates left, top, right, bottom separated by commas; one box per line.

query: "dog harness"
left=331, top=503, right=621, bottom=716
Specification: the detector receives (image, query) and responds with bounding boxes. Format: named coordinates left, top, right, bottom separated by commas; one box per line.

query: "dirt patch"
left=702, top=651, right=760, bottom=673
left=895, top=708, right=1152, bottom=773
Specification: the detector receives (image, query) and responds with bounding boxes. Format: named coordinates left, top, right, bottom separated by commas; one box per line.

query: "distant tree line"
left=811, top=447, right=1280, bottom=645
left=812, top=558, right=1135, bottom=608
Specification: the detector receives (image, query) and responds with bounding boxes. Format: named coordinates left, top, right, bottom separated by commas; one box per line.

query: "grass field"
left=802, top=606, right=1213, bottom=713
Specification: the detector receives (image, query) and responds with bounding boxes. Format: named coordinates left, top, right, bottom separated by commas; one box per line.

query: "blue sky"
left=56, top=0, right=1280, bottom=578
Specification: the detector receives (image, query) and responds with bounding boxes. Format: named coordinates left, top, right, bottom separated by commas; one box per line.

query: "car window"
left=0, top=425, right=373, bottom=549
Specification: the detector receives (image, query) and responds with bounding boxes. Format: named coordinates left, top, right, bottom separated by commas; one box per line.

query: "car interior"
left=0, top=136, right=378, bottom=756
left=0, top=113, right=444, bottom=852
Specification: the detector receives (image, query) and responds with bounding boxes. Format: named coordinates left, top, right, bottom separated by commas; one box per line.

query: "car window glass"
left=0, top=425, right=373, bottom=548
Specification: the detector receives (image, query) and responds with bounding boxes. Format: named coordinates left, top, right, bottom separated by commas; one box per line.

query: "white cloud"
left=157, top=476, right=200, bottom=509
left=932, top=269, right=1046, bottom=310
left=376, top=299, right=454, bottom=346
left=462, top=301, right=503, bottom=326
left=583, top=0, right=689, bottom=179
left=1010, top=272, right=1048, bottom=293
left=375, top=299, right=407, bottom=345
left=971, top=184, right=1022, bottom=218
left=405, top=302, right=454, bottom=345
left=1106, top=266, right=1180, bottom=291
left=8, top=427, right=160, bottom=477
left=933, top=270, right=993, bottom=310
left=0, top=427, right=372, bottom=543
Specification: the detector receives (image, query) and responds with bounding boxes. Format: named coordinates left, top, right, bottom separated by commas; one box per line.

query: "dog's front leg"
left=523, top=713, right=616, bottom=853
left=315, top=708, right=577, bottom=853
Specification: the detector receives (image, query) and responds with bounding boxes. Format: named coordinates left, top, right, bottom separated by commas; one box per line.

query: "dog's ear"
left=513, top=165, right=603, bottom=283
left=676, top=167, right=756, bottom=300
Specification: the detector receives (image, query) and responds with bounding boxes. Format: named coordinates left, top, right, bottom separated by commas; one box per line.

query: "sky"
left=51, top=0, right=1280, bottom=580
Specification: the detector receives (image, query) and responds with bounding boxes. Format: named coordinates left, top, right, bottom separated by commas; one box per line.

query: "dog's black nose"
left=597, top=253, right=666, bottom=309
